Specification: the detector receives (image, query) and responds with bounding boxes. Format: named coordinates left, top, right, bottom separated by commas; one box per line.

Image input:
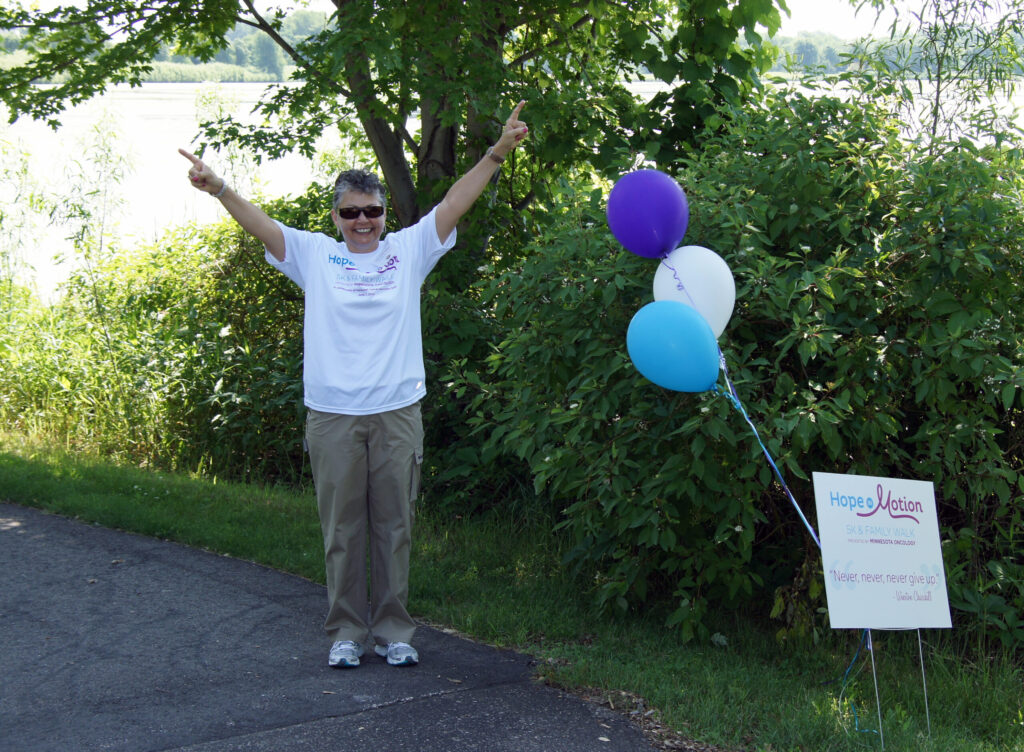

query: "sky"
left=775, top=0, right=915, bottom=38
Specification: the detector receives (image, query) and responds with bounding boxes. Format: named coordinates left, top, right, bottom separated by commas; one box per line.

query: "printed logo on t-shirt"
left=328, top=253, right=356, bottom=268
left=331, top=253, right=401, bottom=297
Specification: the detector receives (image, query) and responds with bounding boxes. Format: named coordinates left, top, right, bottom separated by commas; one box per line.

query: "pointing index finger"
left=509, top=100, right=526, bottom=121
left=178, top=148, right=201, bottom=166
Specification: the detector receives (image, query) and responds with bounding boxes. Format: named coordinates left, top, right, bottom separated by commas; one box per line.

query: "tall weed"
left=0, top=218, right=308, bottom=481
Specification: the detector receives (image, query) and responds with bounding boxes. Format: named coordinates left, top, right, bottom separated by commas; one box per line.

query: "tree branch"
left=508, top=13, right=594, bottom=69
left=238, top=0, right=352, bottom=100
left=497, top=0, right=592, bottom=36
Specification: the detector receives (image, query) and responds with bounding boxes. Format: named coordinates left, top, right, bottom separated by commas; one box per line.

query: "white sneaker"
left=328, top=640, right=364, bottom=668
left=375, top=641, right=418, bottom=666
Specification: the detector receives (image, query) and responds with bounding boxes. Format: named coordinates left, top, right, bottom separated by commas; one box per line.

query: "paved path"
left=0, top=502, right=656, bottom=752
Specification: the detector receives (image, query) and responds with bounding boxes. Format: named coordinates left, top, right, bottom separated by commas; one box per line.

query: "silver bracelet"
left=212, top=181, right=229, bottom=198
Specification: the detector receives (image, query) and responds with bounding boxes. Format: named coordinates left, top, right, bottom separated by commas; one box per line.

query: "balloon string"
left=839, top=630, right=880, bottom=737
left=712, top=349, right=822, bottom=549
left=659, top=259, right=698, bottom=308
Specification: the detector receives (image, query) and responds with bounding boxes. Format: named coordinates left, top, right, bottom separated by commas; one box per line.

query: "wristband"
left=485, top=147, right=505, bottom=164
left=212, top=180, right=229, bottom=198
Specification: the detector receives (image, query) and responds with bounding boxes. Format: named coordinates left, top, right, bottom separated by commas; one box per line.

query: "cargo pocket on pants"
left=409, top=448, right=423, bottom=520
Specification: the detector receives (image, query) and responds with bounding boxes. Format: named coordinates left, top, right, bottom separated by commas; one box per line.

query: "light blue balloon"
left=626, top=301, right=720, bottom=392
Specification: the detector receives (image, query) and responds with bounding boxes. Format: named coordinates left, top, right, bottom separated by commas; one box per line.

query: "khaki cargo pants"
left=305, top=403, right=423, bottom=648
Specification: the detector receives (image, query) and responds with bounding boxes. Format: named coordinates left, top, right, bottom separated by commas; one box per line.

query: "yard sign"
left=812, top=472, right=951, bottom=630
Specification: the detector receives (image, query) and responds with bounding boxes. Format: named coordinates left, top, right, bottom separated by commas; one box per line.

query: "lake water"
left=1, top=82, right=335, bottom=299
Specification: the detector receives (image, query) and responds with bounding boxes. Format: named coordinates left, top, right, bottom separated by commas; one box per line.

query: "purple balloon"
left=607, top=169, right=689, bottom=259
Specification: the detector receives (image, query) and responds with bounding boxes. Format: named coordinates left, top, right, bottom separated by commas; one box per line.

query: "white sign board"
left=813, top=472, right=951, bottom=630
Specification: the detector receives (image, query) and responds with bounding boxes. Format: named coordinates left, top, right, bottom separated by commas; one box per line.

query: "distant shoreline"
left=0, top=53, right=293, bottom=84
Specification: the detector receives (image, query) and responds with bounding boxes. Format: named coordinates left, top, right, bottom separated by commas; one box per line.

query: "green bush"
left=436, top=89, right=1024, bottom=647
left=0, top=216, right=308, bottom=482
left=438, top=192, right=763, bottom=642
left=680, top=90, right=1024, bottom=649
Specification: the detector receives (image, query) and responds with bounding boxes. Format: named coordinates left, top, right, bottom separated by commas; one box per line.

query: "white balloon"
left=652, top=245, right=735, bottom=338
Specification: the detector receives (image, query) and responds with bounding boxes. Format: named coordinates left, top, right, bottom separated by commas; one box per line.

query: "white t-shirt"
left=265, top=207, right=456, bottom=415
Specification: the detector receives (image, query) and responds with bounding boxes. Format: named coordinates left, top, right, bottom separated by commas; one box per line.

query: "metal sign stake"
left=867, top=629, right=885, bottom=750
left=918, top=628, right=932, bottom=737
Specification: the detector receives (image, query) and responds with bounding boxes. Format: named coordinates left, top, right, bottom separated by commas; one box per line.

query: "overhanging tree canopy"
left=1, top=0, right=786, bottom=228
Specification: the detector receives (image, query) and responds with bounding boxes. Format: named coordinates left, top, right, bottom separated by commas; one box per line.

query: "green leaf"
left=1000, top=383, right=1016, bottom=411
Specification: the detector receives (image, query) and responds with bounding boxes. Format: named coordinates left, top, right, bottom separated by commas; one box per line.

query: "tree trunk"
left=344, top=59, right=420, bottom=227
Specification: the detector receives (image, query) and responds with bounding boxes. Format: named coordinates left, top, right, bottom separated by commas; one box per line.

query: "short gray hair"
left=333, top=169, right=386, bottom=210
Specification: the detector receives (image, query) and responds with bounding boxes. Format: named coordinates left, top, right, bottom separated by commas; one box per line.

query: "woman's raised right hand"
left=178, top=148, right=224, bottom=195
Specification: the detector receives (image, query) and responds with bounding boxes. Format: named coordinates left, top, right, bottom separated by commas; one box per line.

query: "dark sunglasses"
left=336, top=204, right=385, bottom=220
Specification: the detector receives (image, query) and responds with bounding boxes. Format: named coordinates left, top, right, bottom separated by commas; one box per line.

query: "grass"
left=1, top=436, right=1021, bottom=752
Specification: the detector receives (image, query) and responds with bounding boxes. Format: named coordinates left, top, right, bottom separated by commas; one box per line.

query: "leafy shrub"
left=437, top=88, right=1024, bottom=647
left=439, top=189, right=764, bottom=641
left=0, top=214, right=309, bottom=483
left=686, top=90, right=1024, bottom=648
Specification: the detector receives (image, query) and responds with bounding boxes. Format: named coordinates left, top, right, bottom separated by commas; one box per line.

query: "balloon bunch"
left=608, top=169, right=736, bottom=393
left=607, top=169, right=821, bottom=548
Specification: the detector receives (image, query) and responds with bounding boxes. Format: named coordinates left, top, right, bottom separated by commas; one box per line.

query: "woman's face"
left=331, top=190, right=386, bottom=253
